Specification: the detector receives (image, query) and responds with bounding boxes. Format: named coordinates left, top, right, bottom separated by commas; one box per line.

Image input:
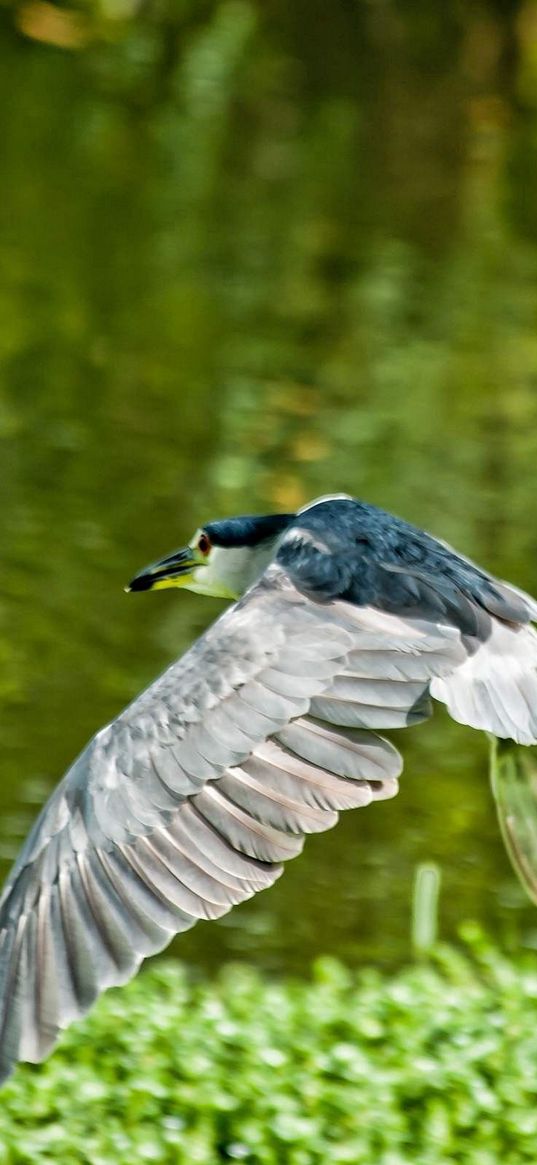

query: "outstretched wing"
left=0, top=568, right=466, bottom=1082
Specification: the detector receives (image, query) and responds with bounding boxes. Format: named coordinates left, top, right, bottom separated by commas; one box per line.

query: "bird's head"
left=127, top=512, right=295, bottom=600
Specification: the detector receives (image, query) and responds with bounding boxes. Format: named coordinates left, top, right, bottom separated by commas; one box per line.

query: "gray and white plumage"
left=1, top=492, right=537, bottom=1084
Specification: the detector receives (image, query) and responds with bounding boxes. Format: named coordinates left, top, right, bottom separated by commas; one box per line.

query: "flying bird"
left=1, top=493, right=537, bottom=1084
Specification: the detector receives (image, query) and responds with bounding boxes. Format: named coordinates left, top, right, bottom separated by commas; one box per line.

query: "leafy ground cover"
left=1, top=928, right=537, bottom=1164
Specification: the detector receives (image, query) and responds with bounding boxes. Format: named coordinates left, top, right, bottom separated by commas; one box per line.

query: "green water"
left=2, top=0, right=537, bottom=974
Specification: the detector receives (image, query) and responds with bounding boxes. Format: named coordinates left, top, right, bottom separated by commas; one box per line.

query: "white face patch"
left=188, top=542, right=278, bottom=599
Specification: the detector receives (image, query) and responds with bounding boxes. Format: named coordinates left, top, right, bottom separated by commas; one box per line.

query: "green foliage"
left=3, top=938, right=537, bottom=1163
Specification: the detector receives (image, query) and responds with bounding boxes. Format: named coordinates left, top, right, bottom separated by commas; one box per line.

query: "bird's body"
left=1, top=493, right=537, bottom=1084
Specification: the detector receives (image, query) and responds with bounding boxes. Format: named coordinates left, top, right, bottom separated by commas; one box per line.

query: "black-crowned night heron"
left=1, top=493, right=537, bottom=1083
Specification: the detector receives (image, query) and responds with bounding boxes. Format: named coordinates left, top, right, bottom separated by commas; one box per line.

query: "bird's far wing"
left=277, top=518, right=537, bottom=745
left=0, top=569, right=466, bottom=1082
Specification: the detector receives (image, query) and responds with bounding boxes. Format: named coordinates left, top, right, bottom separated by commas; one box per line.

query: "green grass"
left=2, top=928, right=537, bottom=1164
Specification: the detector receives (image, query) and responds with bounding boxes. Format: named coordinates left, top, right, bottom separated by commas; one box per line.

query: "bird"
left=1, top=491, right=537, bottom=1085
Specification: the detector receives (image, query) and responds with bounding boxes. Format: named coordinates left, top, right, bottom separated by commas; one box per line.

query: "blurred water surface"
left=2, top=0, right=537, bottom=973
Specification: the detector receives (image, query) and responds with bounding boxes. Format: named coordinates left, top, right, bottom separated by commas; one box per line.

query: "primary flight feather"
left=1, top=493, right=537, bottom=1083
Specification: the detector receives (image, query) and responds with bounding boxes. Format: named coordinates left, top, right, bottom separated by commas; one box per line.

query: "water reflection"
left=1, top=0, right=537, bottom=973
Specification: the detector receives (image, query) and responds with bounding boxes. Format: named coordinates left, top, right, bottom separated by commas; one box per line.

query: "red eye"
left=198, top=533, right=211, bottom=556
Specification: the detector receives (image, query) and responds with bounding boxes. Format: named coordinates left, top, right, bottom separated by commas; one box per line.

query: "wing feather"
left=245, top=741, right=380, bottom=811
left=431, top=622, right=537, bottom=745
left=217, top=767, right=339, bottom=835
left=193, top=785, right=306, bottom=863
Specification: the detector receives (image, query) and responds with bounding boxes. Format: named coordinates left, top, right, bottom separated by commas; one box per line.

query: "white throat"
left=190, top=542, right=277, bottom=599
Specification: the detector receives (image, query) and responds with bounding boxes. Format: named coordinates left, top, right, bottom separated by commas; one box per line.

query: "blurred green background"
left=2, top=0, right=537, bottom=975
